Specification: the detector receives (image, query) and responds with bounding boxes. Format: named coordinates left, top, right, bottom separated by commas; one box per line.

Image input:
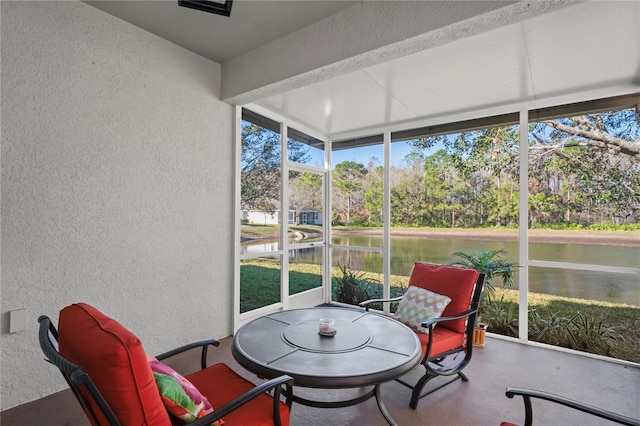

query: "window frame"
left=235, top=92, right=640, bottom=348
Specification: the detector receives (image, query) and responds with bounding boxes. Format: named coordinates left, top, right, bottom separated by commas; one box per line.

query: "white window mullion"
left=383, top=132, right=391, bottom=311
left=233, top=105, right=242, bottom=333
left=281, top=123, right=290, bottom=311
left=325, top=139, right=333, bottom=304
left=518, top=109, right=529, bottom=341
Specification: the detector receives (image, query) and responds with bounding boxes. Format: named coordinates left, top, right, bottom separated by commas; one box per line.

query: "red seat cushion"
left=186, top=364, right=290, bottom=426
left=408, top=263, right=479, bottom=333
left=59, top=303, right=170, bottom=426
left=416, top=326, right=466, bottom=357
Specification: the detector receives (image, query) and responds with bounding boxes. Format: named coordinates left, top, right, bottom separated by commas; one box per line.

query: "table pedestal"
left=284, top=382, right=396, bottom=426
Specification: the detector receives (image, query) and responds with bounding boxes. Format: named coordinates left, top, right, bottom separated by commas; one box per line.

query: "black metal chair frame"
left=505, top=387, right=640, bottom=426
left=360, top=272, right=485, bottom=409
left=38, top=315, right=293, bottom=426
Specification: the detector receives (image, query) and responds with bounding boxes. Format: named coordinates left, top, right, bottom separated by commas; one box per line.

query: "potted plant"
left=449, top=249, right=518, bottom=347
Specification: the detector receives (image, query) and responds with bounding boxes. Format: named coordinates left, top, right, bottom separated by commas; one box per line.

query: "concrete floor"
left=3, top=335, right=639, bottom=425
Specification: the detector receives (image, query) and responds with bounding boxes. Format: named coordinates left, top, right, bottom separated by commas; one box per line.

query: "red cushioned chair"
left=360, top=263, right=485, bottom=409
left=501, top=387, right=640, bottom=426
left=38, top=303, right=293, bottom=426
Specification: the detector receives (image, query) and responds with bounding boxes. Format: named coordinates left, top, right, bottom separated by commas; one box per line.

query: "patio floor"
left=3, top=335, right=638, bottom=425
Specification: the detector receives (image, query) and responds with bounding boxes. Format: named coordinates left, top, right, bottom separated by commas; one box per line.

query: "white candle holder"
left=318, top=318, right=336, bottom=336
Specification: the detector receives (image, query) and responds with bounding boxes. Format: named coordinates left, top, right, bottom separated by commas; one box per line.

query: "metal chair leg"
left=409, top=373, right=435, bottom=409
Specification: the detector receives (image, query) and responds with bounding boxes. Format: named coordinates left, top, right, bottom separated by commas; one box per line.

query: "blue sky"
left=294, top=138, right=444, bottom=169
left=294, top=141, right=422, bottom=169
left=330, top=140, right=447, bottom=169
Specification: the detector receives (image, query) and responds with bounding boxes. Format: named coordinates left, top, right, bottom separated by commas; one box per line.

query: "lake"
left=242, top=235, right=639, bottom=306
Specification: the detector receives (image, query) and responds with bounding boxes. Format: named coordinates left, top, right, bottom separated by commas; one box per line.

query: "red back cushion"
left=408, top=263, right=480, bottom=333
left=59, top=303, right=170, bottom=426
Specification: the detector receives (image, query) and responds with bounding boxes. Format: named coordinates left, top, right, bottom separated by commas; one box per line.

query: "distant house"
left=244, top=210, right=280, bottom=225
left=293, top=207, right=322, bottom=226
left=242, top=207, right=322, bottom=226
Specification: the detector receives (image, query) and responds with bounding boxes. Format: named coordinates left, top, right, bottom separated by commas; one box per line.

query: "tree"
left=391, top=152, right=427, bottom=226
left=422, top=150, right=455, bottom=226
left=363, top=163, right=383, bottom=225
left=408, top=126, right=522, bottom=227
left=540, top=113, right=640, bottom=159
left=530, top=109, right=640, bottom=224
left=289, top=172, right=323, bottom=217
left=245, top=106, right=638, bottom=230
left=332, top=161, right=367, bottom=223
left=241, top=122, right=310, bottom=212
left=528, top=191, right=563, bottom=227
left=400, top=108, right=639, bottom=228
left=241, top=123, right=281, bottom=212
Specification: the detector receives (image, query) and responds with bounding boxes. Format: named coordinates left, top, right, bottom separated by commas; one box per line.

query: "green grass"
left=240, top=259, right=323, bottom=312
left=241, top=224, right=323, bottom=236
left=240, top=260, right=397, bottom=312
left=240, top=261, right=639, bottom=363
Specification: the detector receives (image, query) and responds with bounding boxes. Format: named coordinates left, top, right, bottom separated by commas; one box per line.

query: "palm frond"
left=449, top=249, right=519, bottom=302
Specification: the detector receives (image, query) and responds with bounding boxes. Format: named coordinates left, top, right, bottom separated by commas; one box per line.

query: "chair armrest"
left=359, top=296, right=404, bottom=311
left=505, top=387, right=640, bottom=426
left=421, top=308, right=477, bottom=328
left=190, top=375, right=294, bottom=426
left=420, top=309, right=479, bottom=361
left=155, top=339, right=221, bottom=370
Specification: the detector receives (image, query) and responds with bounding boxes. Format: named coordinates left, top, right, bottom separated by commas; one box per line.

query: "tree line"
left=242, top=108, right=639, bottom=229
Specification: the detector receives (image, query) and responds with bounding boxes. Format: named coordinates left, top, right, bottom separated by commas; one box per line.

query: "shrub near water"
left=331, top=266, right=405, bottom=310
left=483, top=289, right=640, bottom=363
left=330, top=273, right=639, bottom=363
left=332, top=265, right=376, bottom=305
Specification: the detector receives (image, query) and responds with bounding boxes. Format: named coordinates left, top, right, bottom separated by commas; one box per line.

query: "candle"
left=319, top=318, right=335, bottom=333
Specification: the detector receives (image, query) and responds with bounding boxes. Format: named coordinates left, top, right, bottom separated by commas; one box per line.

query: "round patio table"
left=232, top=306, right=422, bottom=426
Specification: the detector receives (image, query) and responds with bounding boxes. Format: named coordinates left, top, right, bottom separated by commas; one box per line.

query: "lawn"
left=240, top=260, right=640, bottom=363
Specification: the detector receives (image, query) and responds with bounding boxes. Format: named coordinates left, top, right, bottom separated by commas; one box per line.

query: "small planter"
left=473, top=323, right=488, bottom=347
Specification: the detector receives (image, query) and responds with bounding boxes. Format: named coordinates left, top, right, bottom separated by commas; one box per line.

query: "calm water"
left=243, top=236, right=640, bottom=306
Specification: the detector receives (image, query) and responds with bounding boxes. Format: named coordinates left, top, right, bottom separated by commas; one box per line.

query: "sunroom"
left=233, top=0, right=639, bottom=355
left=1, top=1, right=638, bottom=425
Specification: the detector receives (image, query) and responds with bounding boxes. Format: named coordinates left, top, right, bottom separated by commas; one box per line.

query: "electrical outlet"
left=9, top=309, right=27, bottom=333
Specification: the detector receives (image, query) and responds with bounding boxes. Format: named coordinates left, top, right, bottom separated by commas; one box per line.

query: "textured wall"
left=1, top=1, right=233, bottom=409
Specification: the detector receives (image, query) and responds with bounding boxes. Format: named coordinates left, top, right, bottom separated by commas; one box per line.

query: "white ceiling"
left=86, top=1, right=639, bottom=139
left=257, top=1, right=640, bottom=138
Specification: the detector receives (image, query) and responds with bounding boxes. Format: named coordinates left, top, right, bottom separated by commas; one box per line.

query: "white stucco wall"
left=1, top=1, right=233, bottom=410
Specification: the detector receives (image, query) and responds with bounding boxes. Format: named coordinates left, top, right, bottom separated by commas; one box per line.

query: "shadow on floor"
left=3, top=335, right=639, bottom=425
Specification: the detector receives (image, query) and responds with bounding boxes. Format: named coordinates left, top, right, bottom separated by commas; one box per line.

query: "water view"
left=242, top=235, right=639, bottom=306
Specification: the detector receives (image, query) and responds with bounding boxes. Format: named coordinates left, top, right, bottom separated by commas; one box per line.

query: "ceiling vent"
left=178, top=0, right=233, bottom=17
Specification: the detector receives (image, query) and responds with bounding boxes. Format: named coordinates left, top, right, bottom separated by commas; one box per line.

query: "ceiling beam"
left=221, top=0, right=577, bottom=106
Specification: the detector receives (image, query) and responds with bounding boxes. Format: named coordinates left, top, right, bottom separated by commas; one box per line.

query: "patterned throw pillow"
left=395, top=286, right=452, bottom=334
left=148, top=356, right=223, bottom=425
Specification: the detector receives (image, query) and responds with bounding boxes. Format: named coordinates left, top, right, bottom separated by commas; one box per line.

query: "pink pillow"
left=148, top=356, right=223, bottom=425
